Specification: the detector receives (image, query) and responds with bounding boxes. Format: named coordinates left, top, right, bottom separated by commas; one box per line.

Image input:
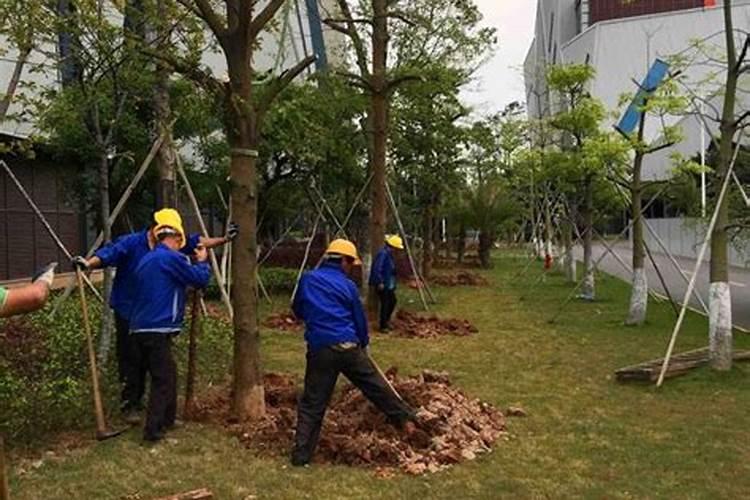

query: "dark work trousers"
left=133, top=333, right=177, bottom=440
left=115, top=312, right=146, bottom=412
left=377, top=288, right=397, bottom=330
left=292, top=346, right=415, bottom=464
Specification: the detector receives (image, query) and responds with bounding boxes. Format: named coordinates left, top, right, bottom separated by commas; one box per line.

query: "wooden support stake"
left=155, top=488, right=213, bottom=500
left=656, top=138, right=741, bottom=387
left=184, top=290, right=201, bottom=419
left=51, top=133, right=168, bottom=315
left=291, top=213, right=322, bottom=302
left=175, top=155, right=233, bottom=319
left=385, top=182, right=431, bottom=310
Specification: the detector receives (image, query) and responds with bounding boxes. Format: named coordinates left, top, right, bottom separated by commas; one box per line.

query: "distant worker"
left=369, top=235, right=404, bottom=332
left=128, top=219, right=211, bottom=442
left=291, top=239, right=415, bottom=466
left=72, top=208, right=237, bottom=422
left=0, top=262, right=57, bottom=318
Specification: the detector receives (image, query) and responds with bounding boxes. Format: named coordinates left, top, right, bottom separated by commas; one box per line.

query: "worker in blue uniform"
left=72, top=208, right=237, bottom=421
left=128, top=219, right=211, bottom=442
left=290, top=239, right=416, bottom=466
left=369, top=235, right=404, bottom=332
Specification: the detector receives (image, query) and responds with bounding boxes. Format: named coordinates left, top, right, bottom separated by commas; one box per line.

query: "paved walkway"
left=575, top=243, right=750, bottom=331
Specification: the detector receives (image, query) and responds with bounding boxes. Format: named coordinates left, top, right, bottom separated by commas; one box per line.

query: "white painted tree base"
left=709, top=281, right=733, bottom=371
left=625, top=267, right=648, bottom=326
left=564, top=248, right=576, bottom=283
left=581, top=270, right=595, bottom=301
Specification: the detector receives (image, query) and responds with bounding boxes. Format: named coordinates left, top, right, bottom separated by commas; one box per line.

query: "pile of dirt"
left=430, top=272, right=488, bottom=287
left=0, top=318, right=48, bottom=377
left=390, top=310, right=478, bottom=339
left=433, top=256, right=482, bottom=270
left=192, top=370, right=508, bottom=475
left=262, top=312, right=303, bottom=332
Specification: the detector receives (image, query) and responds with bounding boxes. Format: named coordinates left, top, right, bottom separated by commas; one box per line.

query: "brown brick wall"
left=590, top=0, right=710, bottom=25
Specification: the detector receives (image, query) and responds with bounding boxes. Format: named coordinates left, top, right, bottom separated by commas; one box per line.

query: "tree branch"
left=256, top=55, right=316, bottom=123
left=645, top=140, right=676, bottom=155
left=386, top=74, right=423, bottom=93
left=248, top=0, right=286, bottom=42
left=175, top=0, right=227, bottom=39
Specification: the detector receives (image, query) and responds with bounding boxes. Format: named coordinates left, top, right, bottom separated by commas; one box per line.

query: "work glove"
left=71, top=256, right=89, bottom=270
left=225, top=222, right=239, bottom=242
left=33, top=262, right=57, bottom=286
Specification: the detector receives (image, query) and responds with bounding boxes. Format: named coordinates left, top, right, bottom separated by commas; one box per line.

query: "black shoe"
left=143, top=431, right=164, bottom=443
left=379, top=326, right=391, bottom=333
left=291, top=453, right=310, bottom=467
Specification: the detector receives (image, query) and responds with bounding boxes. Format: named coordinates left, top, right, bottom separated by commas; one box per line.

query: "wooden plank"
left=154, top=488, right=213, bottom=500
left=616, top=349, right=750, bottom=383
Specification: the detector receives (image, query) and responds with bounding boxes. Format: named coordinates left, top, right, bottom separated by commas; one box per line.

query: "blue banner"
left=616, top=59, right=670, bottom=135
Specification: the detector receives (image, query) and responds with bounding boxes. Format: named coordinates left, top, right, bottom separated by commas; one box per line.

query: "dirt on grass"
left=415, top=271, right=489, bottom=288
left=191, top=369, right=508, bottom=475
left=389, top=310, right=478, bottom=339
left=262, top=312, right=303, bottom=332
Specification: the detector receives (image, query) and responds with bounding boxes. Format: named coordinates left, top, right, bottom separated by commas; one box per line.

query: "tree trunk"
left=422, top=202, right=434, bottom=280
left=562, top=216, right=576, bottom=283
left=152, top=0, right=177, bottom=208
left=581, top=178, right=595, bottom=300
left=367, top=0, right=389, bottom=315
left=708, top=0, right=738, bottom=370
left=478, top=231, right=493, bottom=268
left=626, top=117, right=648, bottom=326
left=228, top=52, right=264, bottom=419
left=456, top=223, right=465, bottom=264
left=0, top=46, right=31, bottom=121
left=544, top=194, right=553, bottom=264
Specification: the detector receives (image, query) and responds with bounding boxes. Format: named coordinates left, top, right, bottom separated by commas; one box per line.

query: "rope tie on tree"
left=231, top=148, right=259, bottom=158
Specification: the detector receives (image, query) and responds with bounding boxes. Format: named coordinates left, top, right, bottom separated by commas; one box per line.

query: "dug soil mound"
left=434, top=256, right=482, bottom=269
left=430, top=272, right=488, bottom=287
left=192, top=370, right=507, bottom=475
left=262, top=312, right=303, bottom=332
left=390, top=310, right=478, bottom=339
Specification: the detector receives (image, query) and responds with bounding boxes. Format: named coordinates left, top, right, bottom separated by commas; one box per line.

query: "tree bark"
left=0, top=46, right=31, bottom=121
left=228, top=46, right=265, bottom=419
left=478, top=231, right=493, bottom=268
left=562, top=216, right=576, bottom=283
left=626, top=115, right=648, bottom=326
left=709, top=0, right=737, bottom=370
left=581, top=178, right=595, bottom=300
left=456, top=223, right=465, bottom=264
left=367, top=0, right=389, bottom=315
left=421, top=200, right=434, bottom=280
left=153, top=0, right=177, bottom=208
left=98, top=152, right=114, bottom=363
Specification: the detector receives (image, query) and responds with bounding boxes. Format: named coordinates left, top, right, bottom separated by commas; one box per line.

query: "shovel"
left=75, top=268, right=127, bottom=441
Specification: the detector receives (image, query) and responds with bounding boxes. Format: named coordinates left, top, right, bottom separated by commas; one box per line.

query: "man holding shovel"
left=128, top=218, right=210, bottom=442
left=291, top=239, right=416, bottom=467
left=72, top=208, right=237, bottom=422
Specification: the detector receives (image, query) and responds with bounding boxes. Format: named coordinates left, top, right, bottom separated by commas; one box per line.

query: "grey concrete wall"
left=638, top=217, right=749, bottom=269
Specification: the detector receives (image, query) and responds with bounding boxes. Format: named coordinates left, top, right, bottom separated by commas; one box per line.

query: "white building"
left=524, top=0, right=750, bottom=266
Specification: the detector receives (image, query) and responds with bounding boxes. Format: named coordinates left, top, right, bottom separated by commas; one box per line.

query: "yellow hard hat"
left=325, top=239, right=361, bottom=265
left=153, top=208, right=186, bottom=248
left=386, top=234, right=404, bottom=250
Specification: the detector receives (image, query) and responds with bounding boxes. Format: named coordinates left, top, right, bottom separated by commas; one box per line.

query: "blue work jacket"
left=293, top=261, right=369, bottom=352
left=129, top=244, right=211, bottom=333
left=369, top=246, right=397, bottom=290
left=95, top=229, right=200, bottom=319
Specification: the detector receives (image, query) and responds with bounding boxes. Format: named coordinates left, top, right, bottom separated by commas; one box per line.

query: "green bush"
left=204, top=267, right=297, bottom=300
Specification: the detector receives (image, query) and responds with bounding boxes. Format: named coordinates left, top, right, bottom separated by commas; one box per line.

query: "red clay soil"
left=389, top=310, right=478, bottom=339
left=191, top=369, right=507, bottom=475
left=407, top=272, right=488, bottom=288
left=262, top=312, right=303, bottom=332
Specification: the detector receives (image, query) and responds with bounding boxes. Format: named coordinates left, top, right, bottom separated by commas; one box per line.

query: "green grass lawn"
left=7, top=251, right=750, bottom=499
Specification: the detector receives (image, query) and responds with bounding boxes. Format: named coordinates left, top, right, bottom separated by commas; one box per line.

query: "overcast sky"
left=461, top=0, right=537, bottom=115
